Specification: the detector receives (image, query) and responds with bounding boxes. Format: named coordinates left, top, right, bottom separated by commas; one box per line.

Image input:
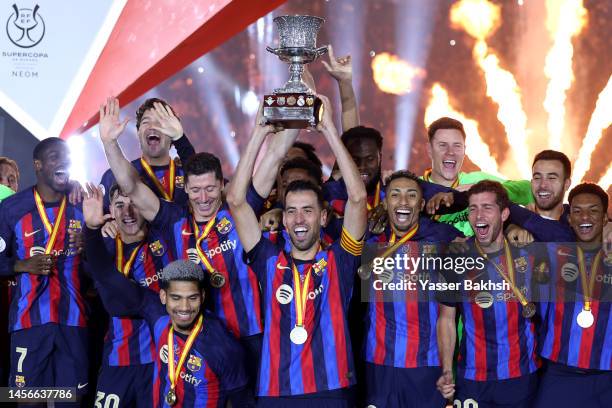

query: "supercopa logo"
left=6, top=4, right=45, bottom=49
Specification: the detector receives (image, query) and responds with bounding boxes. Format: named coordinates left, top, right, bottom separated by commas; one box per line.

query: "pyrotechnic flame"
left=450, top=0, right=501, bottom=40
left=543, top=0, right=588, bottom=150
left=371, top=52, right=426, bottom=95
left=424, top=83, right=503, bottom=177
left=571, top=75, right=612, bottom=188
left=451, top=0, right=531, bottom=179
left=598, top=164, right=612, bottom=192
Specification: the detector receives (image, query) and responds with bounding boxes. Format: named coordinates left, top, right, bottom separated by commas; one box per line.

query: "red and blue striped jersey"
left=323, top=178, right=385, bottom=216
left=245, top=228, right=363, bottom=397
left=364, top=217, right=463, bottom=368
left=539, top=244, right=612, bottom=370
left=0, top=187, right=89, bottom=331
left=151, top=201, right=262, bottom=338
left=446, top=242, right=541, bottom=381
left=101, top=235, right=174, bottom=367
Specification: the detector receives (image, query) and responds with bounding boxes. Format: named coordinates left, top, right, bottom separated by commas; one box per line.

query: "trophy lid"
left=272, top=15, right=325, bottom=49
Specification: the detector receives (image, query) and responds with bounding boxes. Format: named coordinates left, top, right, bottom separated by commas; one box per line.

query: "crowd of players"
left=0, top=46, right=610, bottom=408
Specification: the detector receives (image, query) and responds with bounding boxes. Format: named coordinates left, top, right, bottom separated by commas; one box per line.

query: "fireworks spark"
left=371, top=52, right=426, bottom=95
left=598, top=164, right=612, bottom=193
left=571, top=75, right=612, bottom=188
left=424, top=83, right=502, bottom=177
left=543, top=0, right=588, bottom=150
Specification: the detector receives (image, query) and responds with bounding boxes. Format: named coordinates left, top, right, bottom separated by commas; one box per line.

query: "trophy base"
left=263, top=93, right=323, bottom=129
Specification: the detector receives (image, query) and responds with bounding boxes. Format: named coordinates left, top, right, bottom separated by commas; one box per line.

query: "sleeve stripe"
left=340, top=227, right=364, bottom=256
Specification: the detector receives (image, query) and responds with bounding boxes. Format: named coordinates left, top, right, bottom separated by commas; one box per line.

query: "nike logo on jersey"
left=24, top=229, right=41, bottom=237
left=182, top=230, right=193, bottom=236
left=77, top=383, right=88, bottom=389
left=277, top=262, right=291, bottom=270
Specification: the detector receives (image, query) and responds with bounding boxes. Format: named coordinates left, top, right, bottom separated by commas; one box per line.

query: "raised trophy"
left=264, top=15, right=328, bottom=128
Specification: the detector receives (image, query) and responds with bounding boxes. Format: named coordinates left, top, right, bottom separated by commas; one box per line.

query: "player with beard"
left=0, top=138, right=91, bottom=398
left=100, top=101, right=265, bottom=390
left=99, top=97, right=195, bottom=208
left=82, top=188, right=253, bottom=406
left=94, top=184, right=174, bottom=408
left=436, top=181, right=540, bottom=408
left=227, top=95, right=367, bottom=406
left=363, top=170, right=462, bottom=408
left=422, top=117, right=533, bottom=236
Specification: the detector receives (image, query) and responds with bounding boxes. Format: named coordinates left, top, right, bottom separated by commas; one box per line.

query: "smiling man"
left=82, top=186, right=253, bottom=406
left=99, top=97, right=195, bottom=207
left=99, top=98, right=264, bottom=390
left=0, top=137, right=90, bottom=399
left=227, top=95, right=367, bottom=406
left=363, top=170, right=462, bottom=408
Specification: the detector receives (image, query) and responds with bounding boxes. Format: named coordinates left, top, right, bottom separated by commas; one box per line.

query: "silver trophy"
left=264, top=15, right=328, bottom=128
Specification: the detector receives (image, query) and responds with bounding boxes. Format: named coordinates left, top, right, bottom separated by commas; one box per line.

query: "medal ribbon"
left=475, top=239, right=529, bottom=307
left=33, top=189, right=66, bottom=255
left=381, top=223, right=419, bottom=258
left=577, top=248, right=602, bottom=312
left=367, top=181, right=381, bottom=211
left=292, top=262, right=313, bottom=329
left=140, top=157, right=175, bottom=201
left=115, top=237, right=144, bottom=277
left=167, top=314, right=203, bottom=395
left=192, top=211, right=218, bottom=274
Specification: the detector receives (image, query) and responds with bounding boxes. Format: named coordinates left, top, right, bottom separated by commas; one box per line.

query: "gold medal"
left=522, top=302, right=536, bottom=319
left=165, top=389, right=177, bottom=406
left=290, top=325, right=308, bottom=345
left=357, top=264, right=371, bottom=280
left=576, top=248, right=602, bottom=330
left=210, top=271, right=226, bottom=288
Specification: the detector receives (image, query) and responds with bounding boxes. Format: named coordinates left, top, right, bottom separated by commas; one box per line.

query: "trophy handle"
left=266, top=46, right=281, bottom=56
left=315, top=46, right=328, bottom=57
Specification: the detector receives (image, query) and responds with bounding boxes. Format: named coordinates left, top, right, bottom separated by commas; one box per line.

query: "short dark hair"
left=108, top=182, right=127, bottom=202
left=136, top=98, right=178, bottom=130
left=532, top=150, right=572, bottom=180
left=384, top=170, right=422, bottom=194
left=33, top=137, right=66, bottom=161
left=292, top=142, right=323, bottom=170
left=427, top=117, right=466, bottom=142
left=159, top=260, right=205, bottom=290
left=467, top=180, right=510, bottom=210
left=183, top=153, right=223, bottom=182
left=284, top=179, right=325, bottom=209
left=280, top=157, right=323, bottom=185
left=568, top=183, right=609, bottom=211
left=341, top=126, right=383, bottom=151
left=0, top=157, right=19, bottom=181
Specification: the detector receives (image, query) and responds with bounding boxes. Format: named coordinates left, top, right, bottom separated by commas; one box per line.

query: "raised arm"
left=251, top=128, right=299, bottom=198
left=322, top=45, right=359, bottom=132
left=148, top=101, right=195, bottom=162
left=436, top=304, right=456, bottom=400
left=226, top=106, right=277, bottom=252
left=82, top=183, right=145, bottom=316
left=99, top=97, right=160, bottom=222
left=317, top=95, right=367, bottom=240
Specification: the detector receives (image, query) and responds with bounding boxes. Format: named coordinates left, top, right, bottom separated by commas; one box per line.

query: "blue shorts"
left=364, top=362, right=445, bottom=408
left=257, top=387, right=356, bottom=407
left=96, top=364, right=153, bottom=408
left=454, top=372, right=538, bottom=408
left=9, top=324, right=89, bottom=393
left=533, top=360, right=612, bottom=408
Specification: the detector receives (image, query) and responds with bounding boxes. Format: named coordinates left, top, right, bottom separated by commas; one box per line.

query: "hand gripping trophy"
left=263, top=15, right=328, bottom=128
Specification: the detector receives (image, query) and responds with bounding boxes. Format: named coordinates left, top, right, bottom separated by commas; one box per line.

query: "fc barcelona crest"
left=15, top=375, right=25, bottom=388
left=175, top=175, right=185, bottom=189
left=149, top=240, right=166, bottom=257
left=216, top=217, right=232, bottom=234
left=68, top=219, right=82, bottom=232
left=187, top=354, right=202, bottom=372
left=313, top=258, right=327, bottom=276
left=514, top=256, right=528, bottom=273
